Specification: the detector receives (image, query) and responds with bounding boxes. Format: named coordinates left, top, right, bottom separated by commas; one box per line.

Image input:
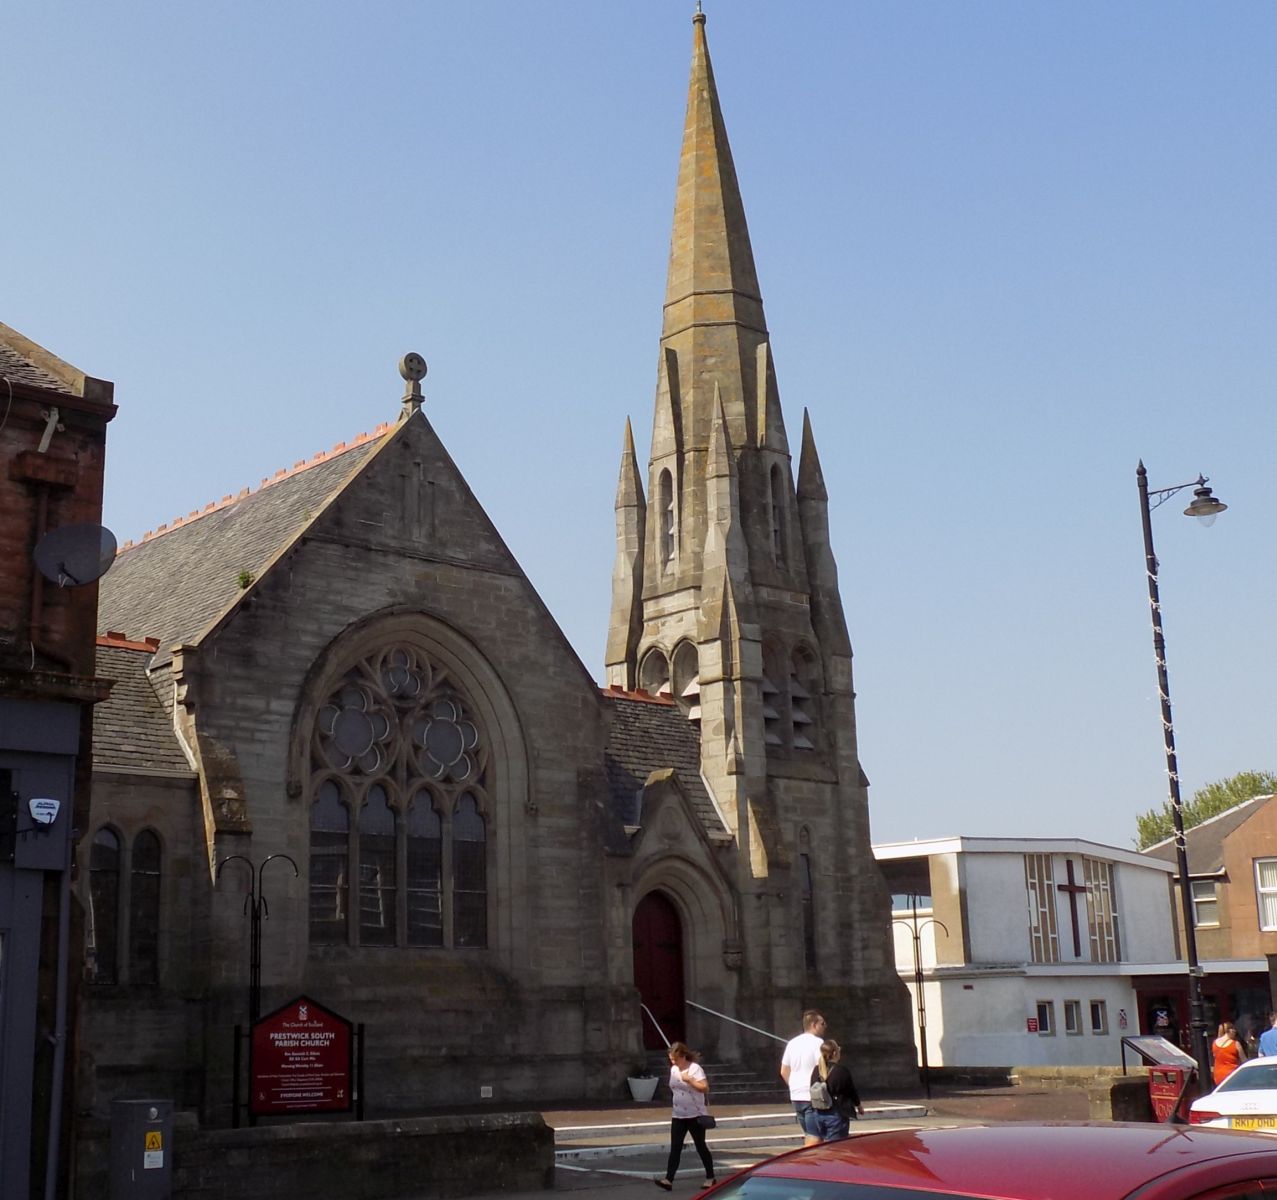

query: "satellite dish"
left=33, top=523, right=117, bottom=587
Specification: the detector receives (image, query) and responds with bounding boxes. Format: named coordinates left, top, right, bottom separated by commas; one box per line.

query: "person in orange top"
left=1212, top=1022, right=1246, bottom=1086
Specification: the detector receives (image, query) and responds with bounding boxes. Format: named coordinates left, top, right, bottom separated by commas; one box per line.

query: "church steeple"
left=608, top=9, right=861, bottom=869
left=663, top=8, right=765, bottom=343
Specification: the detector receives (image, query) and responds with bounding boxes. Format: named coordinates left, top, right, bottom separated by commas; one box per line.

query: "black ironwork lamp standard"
left=215, top=853, right=299, bottom=1024
left=1136, top=462, right=1227, bottom=1092
left=892, top=901, right=949, bottom=1100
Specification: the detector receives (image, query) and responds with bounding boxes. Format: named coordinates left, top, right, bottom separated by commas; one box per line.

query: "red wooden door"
left=633, top=890, right=685, bottom=1049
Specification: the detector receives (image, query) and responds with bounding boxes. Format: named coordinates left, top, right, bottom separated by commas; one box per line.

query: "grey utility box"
left=109, top=1099, right=173, bottom=1200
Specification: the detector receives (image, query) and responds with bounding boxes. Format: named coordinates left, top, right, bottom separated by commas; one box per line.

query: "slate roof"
left=1144, top=795, right=1270, bottom=875
left=603, top=691, right=729, bottom=845
left=0, top=340, right=74, bottom=394
left=93, top=643, right=193, bottom=774
left=99, top=435, right=384, bottom=665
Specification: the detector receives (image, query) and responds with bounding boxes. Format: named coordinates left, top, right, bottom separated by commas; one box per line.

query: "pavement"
left=445, top=1082, right=1094, bottom=1200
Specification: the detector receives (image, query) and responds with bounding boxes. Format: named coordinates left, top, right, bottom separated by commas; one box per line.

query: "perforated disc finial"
left=399, top=352, right=427, bottom=416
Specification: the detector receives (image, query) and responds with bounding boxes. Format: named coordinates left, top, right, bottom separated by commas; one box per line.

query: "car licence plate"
left=1230, top=1117, right=1277, bottom=1131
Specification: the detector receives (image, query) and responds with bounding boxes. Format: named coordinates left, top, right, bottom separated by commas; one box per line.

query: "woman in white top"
left=654, top=1042, right=716, bottom=1191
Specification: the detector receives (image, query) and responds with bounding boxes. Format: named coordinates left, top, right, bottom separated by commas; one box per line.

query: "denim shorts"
left=792, top=1101, right=819, bottom=1137
left=812, top=1109, right=850, bottom=1141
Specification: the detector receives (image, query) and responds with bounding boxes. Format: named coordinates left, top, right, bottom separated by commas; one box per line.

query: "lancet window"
left=671, top=640, right=700, bottom=724
left=129, top=830, right=162, bottom=985
left=308, top=644, right=489, bottom=950
left=87, top=827, right=121, bottom=984
left=84, top=825, right=162, bottom=986
left=658, top=469, right=676, bottom=567
left=770, top=463, right=787, bottom=564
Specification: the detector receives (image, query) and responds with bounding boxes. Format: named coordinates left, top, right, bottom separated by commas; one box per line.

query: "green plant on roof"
left=236, top=570, right=254, bottom=590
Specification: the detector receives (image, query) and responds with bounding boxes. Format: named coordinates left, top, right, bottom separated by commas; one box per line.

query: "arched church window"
left=308, top=643, right=489, bottom=950
left=309, top=780, right=350, bottom=945
left=406, top=791, right=443, bottom=947
left=798, top=830, right=817, bottom=972
left=671, top=640, right=700, bottom=724
left=658, top=469, right=675, bottom=567
left=452, top=795, right=487, bottom=948
left=359, top=785, right=397, bottom=947
left=770, top=463, right=786, bottom=563
left=87, top=827, right=121, bottom=985
left=639, top=647, right=671, bottom=698
left=129, top=830, right=162, bottom=986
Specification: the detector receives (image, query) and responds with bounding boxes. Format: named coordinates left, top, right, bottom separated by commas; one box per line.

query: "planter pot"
left=627, top=1075, right=659, bottom=1102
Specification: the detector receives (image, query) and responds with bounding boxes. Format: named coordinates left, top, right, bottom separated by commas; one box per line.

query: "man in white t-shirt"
left=779, top=1009, right=827, bottom=1146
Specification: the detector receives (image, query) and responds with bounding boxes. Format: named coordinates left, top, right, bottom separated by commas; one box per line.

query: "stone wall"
left=76, top=1111, right=553, bottom=1200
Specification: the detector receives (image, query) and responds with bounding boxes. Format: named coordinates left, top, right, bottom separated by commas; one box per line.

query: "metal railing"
left=640, top=1003, right=671, bottom=1048
left=687, top=1000, right=786, bottom=1044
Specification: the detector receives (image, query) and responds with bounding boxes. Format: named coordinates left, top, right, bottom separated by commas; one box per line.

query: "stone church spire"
left=610, top=9, right=865, bottom=878
left=604, top=10, right=914, bottom=1081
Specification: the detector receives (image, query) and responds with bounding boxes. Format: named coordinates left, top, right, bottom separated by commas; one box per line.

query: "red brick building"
left=0, top=322, right=115, bottom=1197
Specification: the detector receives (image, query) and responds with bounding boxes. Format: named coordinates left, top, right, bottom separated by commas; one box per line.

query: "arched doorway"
left=633, top=890, right=685, bottom=1049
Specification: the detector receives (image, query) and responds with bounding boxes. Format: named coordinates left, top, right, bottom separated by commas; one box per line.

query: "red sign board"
left=250, top=995, right=353, bottom=1116
left=1026, top=1017, right=1039, bottom=1033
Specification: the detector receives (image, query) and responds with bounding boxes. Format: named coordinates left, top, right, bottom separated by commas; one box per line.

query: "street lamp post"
left=1136, top=462, right=1227, bottom=1094
left=892, top=902, right=949, bottom=1100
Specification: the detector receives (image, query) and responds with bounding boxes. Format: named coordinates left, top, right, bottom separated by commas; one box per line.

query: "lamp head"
left=1184, top=481, right=1228, bottom=527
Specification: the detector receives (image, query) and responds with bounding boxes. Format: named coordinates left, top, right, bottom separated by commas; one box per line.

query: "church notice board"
left=250, top=995, right=354, bottom=1116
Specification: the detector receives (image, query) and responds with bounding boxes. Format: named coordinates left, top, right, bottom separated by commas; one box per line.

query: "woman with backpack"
left=808, top=1039, right=864, bottom=1141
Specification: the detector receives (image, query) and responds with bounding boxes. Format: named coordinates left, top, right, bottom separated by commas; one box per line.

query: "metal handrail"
left=640, top=1003, right=671, bottom=1048
left=687, top=1000, right=786, bottom=1044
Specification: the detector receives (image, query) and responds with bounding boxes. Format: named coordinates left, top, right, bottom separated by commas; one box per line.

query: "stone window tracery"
left=129, top=830, right=162, bottom=986
left=308, top=643, right=489, bottom=950
left=87, top=828, right=121, bottom=985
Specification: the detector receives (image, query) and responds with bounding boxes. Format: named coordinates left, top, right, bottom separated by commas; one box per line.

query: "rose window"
left=312, top=645, right=486, bottom=789
left=380, top=647, right=425, bottom=701
left=414, top=699, right=479, bottom=783
left=317, top=685, right=394, bottom=774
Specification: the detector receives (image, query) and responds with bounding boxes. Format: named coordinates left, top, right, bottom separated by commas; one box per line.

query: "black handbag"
left=697, top=1114, right=717, bottom=1129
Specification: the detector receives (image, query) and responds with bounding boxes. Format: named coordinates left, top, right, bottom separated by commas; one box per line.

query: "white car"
left=1190, top=1056, right=1277, bottom=1132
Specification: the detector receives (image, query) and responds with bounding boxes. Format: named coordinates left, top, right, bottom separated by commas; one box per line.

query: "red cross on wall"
left=1057, top=859, right=1087, bottom=957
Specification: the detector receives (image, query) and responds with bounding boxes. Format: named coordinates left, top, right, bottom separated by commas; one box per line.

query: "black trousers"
left=665, top=1116, right=714, bottom=1181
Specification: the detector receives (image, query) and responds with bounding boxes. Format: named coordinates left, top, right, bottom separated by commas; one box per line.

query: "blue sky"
left=5, top=2, right=1274, bottom=848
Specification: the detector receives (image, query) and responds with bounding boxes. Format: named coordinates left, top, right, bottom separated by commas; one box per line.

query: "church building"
left=80, top=11, right=915, bottom=1130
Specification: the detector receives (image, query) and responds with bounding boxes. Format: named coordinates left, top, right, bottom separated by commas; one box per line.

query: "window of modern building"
left=1256, top=859, right=1277, bottom=932
left=1025, top=854, right=1060, bottom=964
left=1064, top=999, right=1082, bottom=1035
left=1090, top=999, right=1109, bottom=1035
left=128, top=829, right=162, bottom=986
left=1036, top=1000, right=1056, bottom=1036
left=1191, top=879, right=1220, bottom=928
left=87, top=827, right=122, bottom=984
left=1083, top=857, right=1121, bottom=962
left=308, top=643, right=490, bottom=950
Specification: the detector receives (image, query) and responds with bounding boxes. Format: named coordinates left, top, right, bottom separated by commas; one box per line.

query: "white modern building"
left=874, top=837, right=1179, bottom=1067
